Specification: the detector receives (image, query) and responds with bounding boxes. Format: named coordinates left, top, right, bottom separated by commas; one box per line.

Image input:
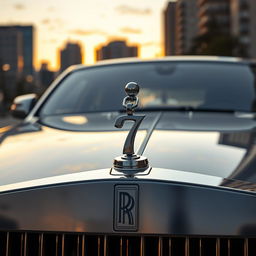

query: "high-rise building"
left=164, top=2, right=177, bottom=56
left=60, top=42, right=82, bottom=72
left=0, top=25, right=34, bottom=104
left=198, top=0, right=231, bottom=35
left=39, top=62, right=55, bottom=91
left=96, top=40, right=138, bottom=61
left=163, top=0, right=256, bottom=58
left=14, top=26, right=34, bottom=76
left=0, top=26, right=34, bottom=76
left=0, top=27, right=23, bottom=102
left=163, top=0, right=198, bottom=55
left=230, top=0, right=256, bottom=58
left=175, top=0, right=198, bottom=54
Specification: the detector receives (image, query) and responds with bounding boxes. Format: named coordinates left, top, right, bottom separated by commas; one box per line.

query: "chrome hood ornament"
left=113, top=82, right=149, bottom=174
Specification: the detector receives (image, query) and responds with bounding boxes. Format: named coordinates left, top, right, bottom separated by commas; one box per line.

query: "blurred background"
left=0, top=0, right=255, bottom=127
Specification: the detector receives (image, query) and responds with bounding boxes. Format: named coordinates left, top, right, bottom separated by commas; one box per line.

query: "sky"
left=0, top=0, right=174, bottom=71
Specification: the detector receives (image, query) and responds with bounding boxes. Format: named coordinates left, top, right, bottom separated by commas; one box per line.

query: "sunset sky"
left=0, top=0, right=174, bottom=70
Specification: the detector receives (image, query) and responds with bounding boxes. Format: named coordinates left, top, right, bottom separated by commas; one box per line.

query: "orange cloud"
left=41, top=19, right=51, bottom=25
left=70, top=29, right=108, bottom=36
left=120, top=27, right=142, bottom=34
left=47, top=7, right=55, bottom=12
left=14, top=3, right=25, bottom=10
left=115, top=5, right=151, bottom=15
left=142, top=42, right=161, bottom=47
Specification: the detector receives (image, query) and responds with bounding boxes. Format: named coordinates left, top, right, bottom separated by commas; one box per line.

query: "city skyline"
left=96, top=40, right=138, bottom=61
left=0, top=0, right=175, bottom=70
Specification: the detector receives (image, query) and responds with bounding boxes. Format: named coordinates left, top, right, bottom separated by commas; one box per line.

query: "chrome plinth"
left=113, top=154, right=149, bottom=173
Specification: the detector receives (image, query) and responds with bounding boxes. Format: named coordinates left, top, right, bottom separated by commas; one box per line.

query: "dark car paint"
left=1, top=111, right=256, bottom=188
left=1, top=58, right=256, bottom=236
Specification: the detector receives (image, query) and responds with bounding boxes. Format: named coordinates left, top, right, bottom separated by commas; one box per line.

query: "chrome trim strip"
left=39, top=233, right=43, bottom=256
left=158, top=237, right=163, bottom=256
left=199, top=238, right=202, bottom=256
left=23, top=233, right=27, bottom=256
left=126, top=238, right=129, bottom=256
left=1, top=167, right=256, bottom=195
left=120, top=237, right=123, bottom=256
left=82, top=235, right=85, bottom=256
left=76, top=235, right=80, bottom=256
left=140, top=237, right=144, bottom=256
left=168, top=238, right=172, bottom=256
left=228, top=239, right=231, bottom=256
left=244, top=238, right=248, bottom=256
left=62, top=234, right=65, bottom=256
left=185, top=238, right=189, bottom=256
left=56, top=235, right=59, bottom=256
left=103, top=236, right=107, bottom=256
left=216, top=238, right=220, bottom=256
left=5, top=232, right=9, bottom=256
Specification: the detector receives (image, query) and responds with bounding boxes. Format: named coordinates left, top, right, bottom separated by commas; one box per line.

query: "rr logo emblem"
left=114, top=185, right=138, bottom=231
left=119, top=192, right=134, bottom=225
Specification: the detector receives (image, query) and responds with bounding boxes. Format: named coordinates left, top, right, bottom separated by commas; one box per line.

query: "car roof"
left=69, top=56, right=256, bottom=72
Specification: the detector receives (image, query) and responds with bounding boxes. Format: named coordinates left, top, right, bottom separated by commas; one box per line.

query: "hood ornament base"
left=113, top=155, right=149, bottom=173
left=113, top=82, right=149, bottom=174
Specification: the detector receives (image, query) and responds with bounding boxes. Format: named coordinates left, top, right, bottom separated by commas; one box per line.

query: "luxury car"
left=1, top=56, right=256, bottom=255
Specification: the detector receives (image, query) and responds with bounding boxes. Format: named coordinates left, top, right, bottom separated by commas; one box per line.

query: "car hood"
left=1, top=111, right=256, bottom=188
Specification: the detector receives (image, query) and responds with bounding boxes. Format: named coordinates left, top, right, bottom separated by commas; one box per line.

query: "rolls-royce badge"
left=114, top=185, right=138, bottom=231
left=113, top=82, right=149, bottom=174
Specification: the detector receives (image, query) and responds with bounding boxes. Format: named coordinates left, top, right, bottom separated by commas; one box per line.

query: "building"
left=39, top=62, right=55, bottom=92
left=175, top=0, right=198, bottom=54
left=60, top=42, right=82, bottom=72
left=96, top=40, right=138, bottom=61
left=0, top=25, right=34, bottom=104
left=14, top=26, right=34, bottom=76
left=163, top=0, right=198, bottom=55
left=0, top=25, right=34, bottom=76
left=198, top=0, right=231, bottom=35
left=164, top=1, right=177, bottom=56
left=198, top=0, right=256, bottom=58
left=230, top=0, right=256, bottom=58
left=0, top=27, right=23, bottom=103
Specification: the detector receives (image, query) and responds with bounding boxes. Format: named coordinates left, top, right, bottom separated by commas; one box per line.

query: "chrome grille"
left=0, top=232, right=256, bottom=256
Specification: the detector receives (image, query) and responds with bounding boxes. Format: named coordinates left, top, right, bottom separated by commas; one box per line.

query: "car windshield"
left=40, top=61, right=256, bottom=115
